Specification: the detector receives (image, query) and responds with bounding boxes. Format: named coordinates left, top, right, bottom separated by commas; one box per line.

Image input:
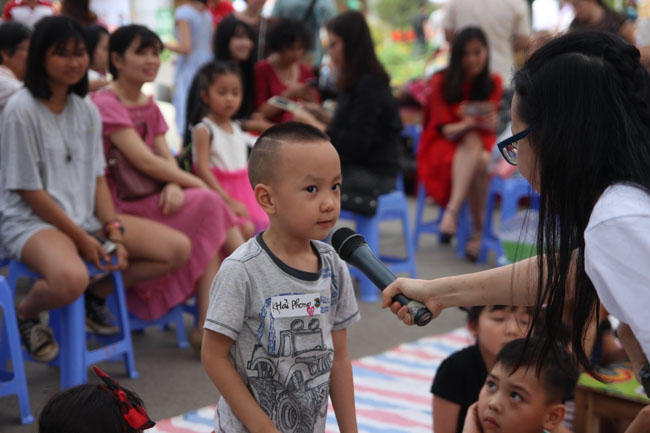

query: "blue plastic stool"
left=478, top=176, right=537, bottom=264
left=412, top=182, right=472, bottom=254
left=0, top=276, right=34, bottom=424
left=128, top=304, right=189, bottom=349
left=340, top=190, right=417, bottom=302
left=7, top=259, right=138, bottom=389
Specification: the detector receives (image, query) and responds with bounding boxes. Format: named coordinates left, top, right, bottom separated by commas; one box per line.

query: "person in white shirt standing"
left=0, top=21, right=31, bottom=136
left=443, top=0, right=531, bottom=86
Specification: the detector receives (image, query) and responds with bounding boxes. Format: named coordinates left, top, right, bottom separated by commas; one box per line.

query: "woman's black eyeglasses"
left=497, top=127, right=530, bottom=165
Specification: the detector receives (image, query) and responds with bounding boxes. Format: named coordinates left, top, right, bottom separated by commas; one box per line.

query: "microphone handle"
left=349, top=246, right=433, bottom=326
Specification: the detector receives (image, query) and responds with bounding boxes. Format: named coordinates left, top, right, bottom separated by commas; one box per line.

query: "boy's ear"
left=255, top=183, right=275, bottom=215
left=541, top=403, right=566, bottom=431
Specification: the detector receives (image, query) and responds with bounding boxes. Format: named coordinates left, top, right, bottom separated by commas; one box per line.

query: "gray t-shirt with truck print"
left=204, top=233, right=360, bottom=433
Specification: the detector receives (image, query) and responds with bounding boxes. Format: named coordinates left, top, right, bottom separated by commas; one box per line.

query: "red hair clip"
left=93, top=366, right=156, bottom=431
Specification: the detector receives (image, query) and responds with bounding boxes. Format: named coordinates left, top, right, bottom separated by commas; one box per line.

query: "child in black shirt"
left=431, top=306, right=532, bottom=433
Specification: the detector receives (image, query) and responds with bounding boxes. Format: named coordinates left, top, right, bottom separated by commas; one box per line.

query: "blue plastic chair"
left=0, top=276, right=34, bottom=424
left=412, top=181, right=473, bottom=255
left=340, top=189, right=417, bottom=302
left=478, top=176, right=538, bottom=264
left=128, top=304, right=189, bottom=349
left=7, top=259, right=138, bottom=389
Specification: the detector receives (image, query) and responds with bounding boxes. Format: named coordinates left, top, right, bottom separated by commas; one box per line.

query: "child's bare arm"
left=202, top=330, right=280, bottom=433
left=625, top=406, right=650, bottom=433
left=433, top=396, right=462, bottom=433
left=329, top=329, right=358, bottom=433
left=193, top=127, right=225, bottom=194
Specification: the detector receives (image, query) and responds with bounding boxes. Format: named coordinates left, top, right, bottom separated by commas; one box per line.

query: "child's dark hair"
left=249, top=122, right=330, bottom=187
left=24, top=15, right=88, bottom=99
left=266, top=18, right=312, bottom=54
left=39, top=384, right=147, bottom=433
left=495, top=337, right=579, bottom=404
left=190, top=61, right=241, bottom=129
left=443, top=26, right=494, bottom=104
left=465, top=305, right=534, bottom=326
left=84, top=24, right=109, bottom=61
left=0, top=21, right=31, bottom=64
left=108, top=25, right=162, bottom=79
left=213, top=15, right=256, bottom=119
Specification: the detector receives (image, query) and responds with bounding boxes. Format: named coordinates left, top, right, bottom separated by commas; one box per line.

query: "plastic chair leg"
left=0, top=280, right=34, bottom=424
left=413, top=184, right=428, bottom=250
left=56, top=296, right=87, bottom=389
left=455, top=203, right=472, bottom=258
left=110, top=272, right=138, bottom=379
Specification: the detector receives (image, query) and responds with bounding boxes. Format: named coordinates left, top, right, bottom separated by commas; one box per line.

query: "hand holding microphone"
left=331, top=228, right=435, bottom=326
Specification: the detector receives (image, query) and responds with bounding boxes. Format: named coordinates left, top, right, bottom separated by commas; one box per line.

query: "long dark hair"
left=513, top=31, right=650, bottom=374
left=24, top=15, right=88, bottom=99
left=443, top=27, right=494, bottom=104
left=326, top=11, right=390, bottom=92
left=83, top=23, right=109, bottom=64
left=213, top=15, right=255, bottom=119
left=61, top=0, right=98, bottom=26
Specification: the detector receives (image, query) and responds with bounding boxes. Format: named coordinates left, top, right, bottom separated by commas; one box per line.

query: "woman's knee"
left=164, top=232, right=191, bottom=269
left=47, top=264, right=90, bottom=304
left=459, top=131, right=483, bottom=150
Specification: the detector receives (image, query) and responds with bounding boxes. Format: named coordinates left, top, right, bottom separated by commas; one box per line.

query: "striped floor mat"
left=150, top=328, right=474, bottom=433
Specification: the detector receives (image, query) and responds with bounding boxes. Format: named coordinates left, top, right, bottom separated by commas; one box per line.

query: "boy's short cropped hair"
left=248, top=121, right=330, bottom=188
left=495, top=337, right=579, bottom=404
left=0, top=21, right=31, bottom=64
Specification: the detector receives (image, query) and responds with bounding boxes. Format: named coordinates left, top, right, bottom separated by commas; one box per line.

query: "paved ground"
left=0, top=198, right=495, bottom=432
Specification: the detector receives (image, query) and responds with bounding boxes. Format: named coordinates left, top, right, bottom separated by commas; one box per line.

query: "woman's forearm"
left=441, top=119, right=475, bottom=141
left=436, top=256, right=540, bottom=308
left=94, top=176, right=118, bottom=225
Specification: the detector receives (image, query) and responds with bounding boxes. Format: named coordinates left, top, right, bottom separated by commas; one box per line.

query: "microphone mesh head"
left=331, top=227, right=366, bottom=261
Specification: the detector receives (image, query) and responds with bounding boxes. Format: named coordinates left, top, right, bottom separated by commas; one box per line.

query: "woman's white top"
left=193, top=118, right=248, bottom=171
left=584, top=183, right=650, bottom=360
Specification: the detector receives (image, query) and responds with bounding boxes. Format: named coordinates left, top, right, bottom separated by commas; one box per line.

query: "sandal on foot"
left=18, top=317, right=59, bottom=362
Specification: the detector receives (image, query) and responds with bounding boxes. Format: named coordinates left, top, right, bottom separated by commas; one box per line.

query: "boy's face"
left=266, top=140, right=341, bottom=241
left=477, top=364, right=565, bottom=433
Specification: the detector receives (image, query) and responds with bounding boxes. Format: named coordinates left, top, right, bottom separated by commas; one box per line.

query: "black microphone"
left=331, top=227, right=433, bottom=326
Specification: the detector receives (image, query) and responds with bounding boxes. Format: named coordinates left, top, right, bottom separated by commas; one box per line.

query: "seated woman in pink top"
left=91, top=24, right=244, bottom=351
left=254, top=18, right=320, bottom=124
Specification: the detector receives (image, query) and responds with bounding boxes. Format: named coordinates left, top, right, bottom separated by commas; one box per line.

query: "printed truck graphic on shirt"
left=246, top=318, right=333, bottom=433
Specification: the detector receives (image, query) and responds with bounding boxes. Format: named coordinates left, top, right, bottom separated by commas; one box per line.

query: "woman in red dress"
left=418, top=27, right=502, bottom=260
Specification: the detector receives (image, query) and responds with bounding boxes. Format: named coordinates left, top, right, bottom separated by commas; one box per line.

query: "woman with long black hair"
left=383, top=31, right=650, bottom=397
left=296, top=11, right=403, bottom=213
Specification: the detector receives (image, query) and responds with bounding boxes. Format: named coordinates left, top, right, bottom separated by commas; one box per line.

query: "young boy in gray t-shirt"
left=202, top=122, right=360, bottom=433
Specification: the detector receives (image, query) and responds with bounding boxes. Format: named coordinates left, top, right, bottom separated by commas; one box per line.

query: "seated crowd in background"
left=1, top=1, right=650, bottom=431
